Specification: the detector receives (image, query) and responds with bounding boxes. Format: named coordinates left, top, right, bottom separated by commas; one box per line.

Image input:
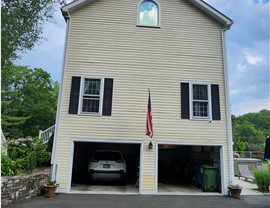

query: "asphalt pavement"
left=2, top=194, right=270, bottom=208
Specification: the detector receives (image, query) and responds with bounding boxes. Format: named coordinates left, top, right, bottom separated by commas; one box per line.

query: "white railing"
left=39, top=125, right=55, bottom=145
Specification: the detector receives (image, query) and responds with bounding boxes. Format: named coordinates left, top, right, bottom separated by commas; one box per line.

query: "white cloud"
left=244, top=52, right=264, bottom=65
left=204, top=0, right=232, bottom=12
left=231, top=97, right=270, bottom=116
left=230, top=84, right=258, bottom=96
left=230, top=88, right=241, bottom=96
left=236, top=63, right=247, bottom=73
left=140, top=5, right=158, bottom=26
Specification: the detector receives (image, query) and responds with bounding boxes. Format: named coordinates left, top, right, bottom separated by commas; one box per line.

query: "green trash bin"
left=200, top=165, right=218, bottom=192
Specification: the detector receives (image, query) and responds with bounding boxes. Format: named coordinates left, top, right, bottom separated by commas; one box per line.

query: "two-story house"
left=52, top=0, right=233, bottom=195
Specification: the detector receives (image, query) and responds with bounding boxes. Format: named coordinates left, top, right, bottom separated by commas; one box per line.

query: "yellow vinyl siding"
left=142, top=141, right=156, bottom=190
left=55, top=0, right=230, bottom=192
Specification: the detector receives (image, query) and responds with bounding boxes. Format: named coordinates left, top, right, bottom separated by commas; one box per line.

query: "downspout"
left=221, top=26, right=234, bottom=188
left=51, top=10, right=71, bottom=181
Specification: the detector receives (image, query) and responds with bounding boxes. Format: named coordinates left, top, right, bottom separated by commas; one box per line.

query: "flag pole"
left=146, top=89, right=153, bottom=149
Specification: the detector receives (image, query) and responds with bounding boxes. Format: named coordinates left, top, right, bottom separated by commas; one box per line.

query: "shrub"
left=253, top=163, right=270, bottom=192
left=1, top=154, right=23, bottom=176
left=6, top=137, right=51, bottom=172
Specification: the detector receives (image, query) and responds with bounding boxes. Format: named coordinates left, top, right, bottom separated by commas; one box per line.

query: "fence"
left=234, top=151, right=264, bottom=159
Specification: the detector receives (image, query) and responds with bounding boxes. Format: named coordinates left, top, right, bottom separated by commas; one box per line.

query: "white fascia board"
left=62, top=0, right=97, bottom=14
left=187, top=0, right=233, bottom=29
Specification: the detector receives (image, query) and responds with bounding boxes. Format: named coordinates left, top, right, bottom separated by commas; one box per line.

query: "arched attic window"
left=137, top=0, right=160, bottom=27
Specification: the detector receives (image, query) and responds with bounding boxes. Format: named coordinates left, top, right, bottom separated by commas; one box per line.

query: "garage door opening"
left=158, top=144, right=222, bottom=193
left=71, top=141, right=141, bottom=193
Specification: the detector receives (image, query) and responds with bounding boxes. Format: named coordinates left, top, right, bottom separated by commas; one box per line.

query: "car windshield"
left=93, top=151, right=122, bottom=161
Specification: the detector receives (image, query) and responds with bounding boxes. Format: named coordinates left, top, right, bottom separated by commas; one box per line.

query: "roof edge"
left=61, top=0, right=97, bottom=19
left=61, top=0, right=234, bottom=29
left=187, top=0, right=233, bottom=29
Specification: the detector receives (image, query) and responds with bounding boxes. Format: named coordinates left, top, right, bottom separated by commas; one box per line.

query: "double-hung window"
left=80, top=77, right=104, bottom=115
left=181, top=82, right=220, bottom=120
left=69, top=76, right=113, bottom=116
left=190, top=83, right=212, bottom=119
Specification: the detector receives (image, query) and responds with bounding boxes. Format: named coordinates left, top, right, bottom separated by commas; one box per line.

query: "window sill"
left=136, top=24, right=161, bottom=28
left=190, top=117, right=212, bottom=121
left=78, top=113, right=102, bottom=116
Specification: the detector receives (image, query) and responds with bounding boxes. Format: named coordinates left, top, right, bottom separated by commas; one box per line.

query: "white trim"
left=61, top=0, right=232, bottom=29
left=139, top=141, right=143, bottom=194
left=67, top=140, right=75, bottom=192
left=62, top=0, right=97, bottom=13
left=189, top=81, right=212, bottom=120
left=187, top=0, right=233, bottom=28
left=56, top=188, right=69, bottom=193
left=68, top=138, right=144, bottom=194
left=136, top=0, right=161, bottom=28
left=140, top=189, right=157, bottom=194
left=78, top=76, right=104, bottom=116
left=51, top=18, right=71, bottom=178
left=222, top=29, right=234, bottom=186
left=155, top=141, right=158, bottom=193
left=155, top=141, right=226, bottom=194
left=219, top=145, right=226, bottom=195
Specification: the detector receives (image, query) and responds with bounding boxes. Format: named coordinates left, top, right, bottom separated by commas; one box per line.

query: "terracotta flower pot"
left=228, top=187, right=242, bottom=199
left=43, top=184, right=58, bottom=197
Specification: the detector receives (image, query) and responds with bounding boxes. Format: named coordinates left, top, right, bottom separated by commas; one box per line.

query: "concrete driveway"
left=2, top=194, right=270, bottom=208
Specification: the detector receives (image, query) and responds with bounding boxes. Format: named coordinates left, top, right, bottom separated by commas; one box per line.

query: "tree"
left=1, top=65, right=59, bottom=138
left=232, top=110, right=270, bottom=151
left=1, top=0, right=57, bottom=89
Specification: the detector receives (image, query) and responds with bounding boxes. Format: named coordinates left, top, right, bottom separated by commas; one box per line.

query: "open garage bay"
left=71, top=141, right=141, bottom=194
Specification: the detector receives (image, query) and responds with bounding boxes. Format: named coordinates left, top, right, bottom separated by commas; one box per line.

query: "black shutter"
left=102, top=78, right=113, bottom=116
left=69, top=76, right=81, bottom=114
left=181, top=82, right=190, bottom=119
left=211, top=84, right=221, bottom=120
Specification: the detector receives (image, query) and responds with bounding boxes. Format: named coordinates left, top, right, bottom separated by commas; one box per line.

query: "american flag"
left=146, top=89, right=153, bottom=138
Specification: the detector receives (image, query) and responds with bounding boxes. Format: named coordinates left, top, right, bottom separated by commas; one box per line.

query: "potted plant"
left=228, top=184, right=242, bottom=199
left=43, top=178, right=59, bottom=197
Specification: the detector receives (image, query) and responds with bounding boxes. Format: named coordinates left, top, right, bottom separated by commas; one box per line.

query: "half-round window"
left=138, top=0, right=160, bottom=27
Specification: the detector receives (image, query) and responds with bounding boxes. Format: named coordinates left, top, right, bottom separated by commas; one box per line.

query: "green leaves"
left=1, top=65, right=59, bottom=138
left=1, top=154, right=23, bottom=176
left=253, top=163, right=270, bottom=192
left=2, top=137, right=52, bottom=176
left=1, top=5, right=60, bottom=136
left=232, top=110, right=270, bottom=151
left=1, top=0, right=56, bottom=67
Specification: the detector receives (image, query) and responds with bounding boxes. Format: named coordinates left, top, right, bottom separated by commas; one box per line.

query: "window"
left=81, top=78, right=103, bottom=114
left=191, top=84, right=211, bottom=119
left=137, top=0, right=160, bottom=27
left=69, top=76, right=114, bottom=116
left=181, top=82, right=221, bottom=120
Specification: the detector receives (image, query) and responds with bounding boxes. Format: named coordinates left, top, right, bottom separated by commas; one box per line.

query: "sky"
left=16, top=0, right=270, bottom=116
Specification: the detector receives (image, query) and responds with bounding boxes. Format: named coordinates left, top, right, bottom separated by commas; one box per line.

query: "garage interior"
left=71, top=141, right=140, bottom=193
left=158, top=144, right=222, bottom=193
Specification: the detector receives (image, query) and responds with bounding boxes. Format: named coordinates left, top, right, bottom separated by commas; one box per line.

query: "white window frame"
left=78, top=76, right=104, bottom=116
left=189, top=82, right=212, bottom=120
left=136, top=0, right=161, bottom=28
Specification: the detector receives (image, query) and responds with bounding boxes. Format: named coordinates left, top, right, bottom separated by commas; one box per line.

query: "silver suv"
left=88, top=150, right=126, bottom=183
